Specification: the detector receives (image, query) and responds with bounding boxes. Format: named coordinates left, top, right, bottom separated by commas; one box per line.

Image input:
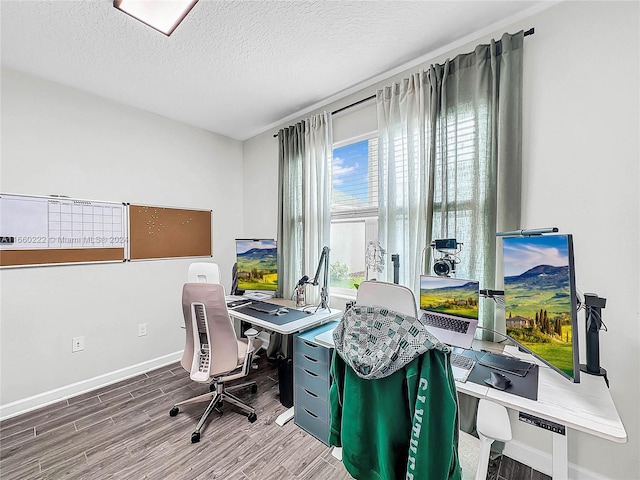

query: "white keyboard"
left=450, top=352, right=475, bottom=383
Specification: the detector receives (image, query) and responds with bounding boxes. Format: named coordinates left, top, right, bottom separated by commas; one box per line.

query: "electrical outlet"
left=72, top=336, right=85, bottom=352
left=138, top=323, right=147, bottom=337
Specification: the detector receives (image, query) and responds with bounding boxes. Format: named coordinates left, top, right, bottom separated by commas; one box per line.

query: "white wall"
left=243, top=2, right=639, bottom=478
left=0, top=69, right=244, bottom=412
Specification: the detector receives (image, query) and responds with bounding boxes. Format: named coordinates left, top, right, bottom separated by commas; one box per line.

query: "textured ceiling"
left=1, top=1, right=548, bottom=140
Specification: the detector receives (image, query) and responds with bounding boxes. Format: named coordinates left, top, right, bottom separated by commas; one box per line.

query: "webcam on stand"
left=430, top=238, right=462, bottom=277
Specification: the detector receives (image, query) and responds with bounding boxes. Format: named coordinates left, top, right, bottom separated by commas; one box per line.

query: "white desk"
left=315, top=331, right=627, bottom=480
left=228, top=299, right=342, bottom=426
left=229, top=298, right=341, bottom=335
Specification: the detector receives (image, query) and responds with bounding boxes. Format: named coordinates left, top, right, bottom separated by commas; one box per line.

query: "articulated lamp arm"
left=309, top=246, right=330, bottom=311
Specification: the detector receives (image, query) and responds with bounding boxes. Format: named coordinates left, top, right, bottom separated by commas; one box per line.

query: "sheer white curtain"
left=376, top=32, right=524, bottom=331
left=277, top=112, right=332, bottom=304
left=376, top=74, right=428, bottom=295
left=302, top=113, right=332, bottom=304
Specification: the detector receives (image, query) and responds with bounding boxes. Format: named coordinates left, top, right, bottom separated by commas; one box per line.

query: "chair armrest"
left=244, top=328, right=259, bottom=339
left=244, top=328, right=261, bottom=352
left=240, top=328, right=262, bottom=375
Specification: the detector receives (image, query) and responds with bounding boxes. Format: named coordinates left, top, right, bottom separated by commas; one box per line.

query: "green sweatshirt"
left=328, top=306, right=461, bottom=480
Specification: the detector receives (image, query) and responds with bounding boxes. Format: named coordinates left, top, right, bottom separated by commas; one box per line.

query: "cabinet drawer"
left=294, top=366, right=329, bottom=398
left=295, top=385, right=328, bottom=417
left=294, top=337, right=331, bottom=364
left=295, top=403, right=329, bottom=446
left=295, top=352, right=329, bottom=379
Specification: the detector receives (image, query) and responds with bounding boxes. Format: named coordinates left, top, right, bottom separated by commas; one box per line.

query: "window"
left=430, top=105, right=487, bottom=281
left=330, top=135, right=378, bottom=292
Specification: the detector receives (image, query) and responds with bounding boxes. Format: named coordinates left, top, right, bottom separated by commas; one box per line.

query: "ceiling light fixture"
left=114, top=0, right=198, bottom=36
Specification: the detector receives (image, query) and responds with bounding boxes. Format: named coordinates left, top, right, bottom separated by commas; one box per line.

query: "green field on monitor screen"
left=238, top=280, right=277, bottom=291
left=237, top=255, right=277, bottom=290
left=521, top=339, right=574, bottom=376
left=420, top=292, right=478, bottom=318
left=505, top=287, right=571, bottom=320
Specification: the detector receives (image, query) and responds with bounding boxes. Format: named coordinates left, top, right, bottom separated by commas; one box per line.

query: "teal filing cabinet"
left=293, top=322, right=337, bottom=445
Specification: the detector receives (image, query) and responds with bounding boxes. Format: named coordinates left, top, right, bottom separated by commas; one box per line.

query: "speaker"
left=277, top=357, right=294, bottom=408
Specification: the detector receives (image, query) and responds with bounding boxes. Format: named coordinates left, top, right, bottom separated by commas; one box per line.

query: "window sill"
left=330, top=291, right=356, bottom=302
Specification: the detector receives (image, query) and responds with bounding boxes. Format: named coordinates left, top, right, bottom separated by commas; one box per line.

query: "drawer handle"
left=304, top=408, right=319, bottom=418
left=303, top=341, right=319, bottom=349
left=304, top=388, right=319, bottom=398
left=303, top=369, right=318, bottom=377
left=303, top=355, right=318, bottom=363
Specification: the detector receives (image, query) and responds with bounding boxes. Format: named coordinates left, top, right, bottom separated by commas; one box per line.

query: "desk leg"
left=552, top=431, right=569, bottom=479
left=275, top=406, right=295, bottom=426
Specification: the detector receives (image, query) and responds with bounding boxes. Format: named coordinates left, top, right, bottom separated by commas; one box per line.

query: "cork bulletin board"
left=128, top=204, right=212, bottom=260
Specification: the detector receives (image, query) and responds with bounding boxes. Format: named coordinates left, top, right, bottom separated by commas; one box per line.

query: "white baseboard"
left=504, top=439, right=608, bottom=480
left=0, top=351, right=182, bottom=421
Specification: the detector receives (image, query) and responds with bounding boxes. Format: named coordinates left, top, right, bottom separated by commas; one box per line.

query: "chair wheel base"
left=248, top=412, right=257, bottom=423
left=169, top=407, right=179, bottom=417
left=191, top=432, right=200, bottom=443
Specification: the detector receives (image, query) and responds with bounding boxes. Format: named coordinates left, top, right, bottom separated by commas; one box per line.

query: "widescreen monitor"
left=235, top=239, right=278, bottom=293
left=502, top=234, right=580, bottom=382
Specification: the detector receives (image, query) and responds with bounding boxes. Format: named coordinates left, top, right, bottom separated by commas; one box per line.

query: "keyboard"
left=477, top=351, right=533, bottom=377
left=450, top=352, right=475, bottom=383
left=248, top=302, right=279, bottom=314
left=422, top=312, right=470, bottom=333
left=227, top=298, right=252, bottom=308
left=451, top=353, right=475, bottom=370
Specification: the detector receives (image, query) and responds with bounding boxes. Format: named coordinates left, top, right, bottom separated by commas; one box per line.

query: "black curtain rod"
left=273, top=27, right=534, bottom=138
left=272, top=94, right=378, bottom=137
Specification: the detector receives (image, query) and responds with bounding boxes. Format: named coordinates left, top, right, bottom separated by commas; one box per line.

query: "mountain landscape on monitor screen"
left=237, top=246, right=277, bottom=291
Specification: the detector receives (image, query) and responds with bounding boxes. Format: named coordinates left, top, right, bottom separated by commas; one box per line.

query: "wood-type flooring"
left=1, top=356, right=546, bottom=479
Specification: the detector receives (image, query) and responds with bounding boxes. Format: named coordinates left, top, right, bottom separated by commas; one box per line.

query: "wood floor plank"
left=0, top=422, right=76, bottom=467
left=0, top=399, right=69, bottom=435
left=297, top=456, right=354, bottom=480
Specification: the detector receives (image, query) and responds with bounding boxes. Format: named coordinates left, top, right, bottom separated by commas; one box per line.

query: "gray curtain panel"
left=424, top=30, right=524, bottom=334
left=276, top=113, right=332, bottom=304
left=277, top=123, right=305, bottom=300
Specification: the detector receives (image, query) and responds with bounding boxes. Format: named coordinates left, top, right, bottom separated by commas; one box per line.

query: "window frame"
left=330, top=131, right=378, bottom=295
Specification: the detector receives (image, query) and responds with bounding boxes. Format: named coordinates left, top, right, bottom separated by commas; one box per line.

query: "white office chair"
left=188, top=262, right=221, bottom=284
left=355, top=280, right=419, bottom=318
left=475, top=399, right=512, bottom=480
left=331, top=280, right=420, bottom=461
left=169, top=283, right=261, bottom=443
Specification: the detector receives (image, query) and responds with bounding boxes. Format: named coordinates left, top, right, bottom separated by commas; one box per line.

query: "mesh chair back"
left=181, top=283, right=239, bottom=377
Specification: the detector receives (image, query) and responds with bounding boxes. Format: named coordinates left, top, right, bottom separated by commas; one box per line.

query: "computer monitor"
left=235, top=239, right=278, bottom=294
left=501, top=234, right=580, bottom=382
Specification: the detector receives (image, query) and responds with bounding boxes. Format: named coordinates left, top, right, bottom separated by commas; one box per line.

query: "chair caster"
left=248, top=412, right=257, bottom=423
left=169, top=407, right=179, bottom=417
left=251, top=384, right=258, bottom=394
left=191, top=432, right=200, bottom=443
